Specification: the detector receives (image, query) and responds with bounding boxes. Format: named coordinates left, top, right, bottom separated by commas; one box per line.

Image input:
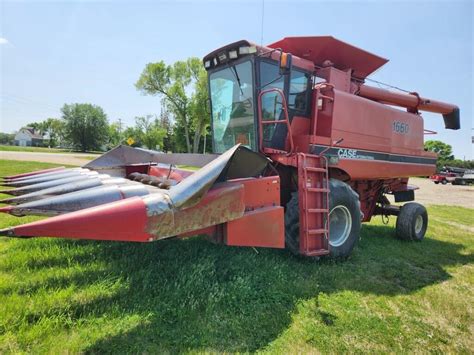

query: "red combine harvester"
left=0, top=37, right=460, bottom=258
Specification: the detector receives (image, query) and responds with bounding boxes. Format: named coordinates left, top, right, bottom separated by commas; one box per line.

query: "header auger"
left=0, top=36, right=460, bottom=258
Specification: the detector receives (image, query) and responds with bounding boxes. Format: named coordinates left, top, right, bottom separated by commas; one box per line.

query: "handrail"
left=257, top=88, right=295, bottom=154
left=311, top=83, right=335, bottom=136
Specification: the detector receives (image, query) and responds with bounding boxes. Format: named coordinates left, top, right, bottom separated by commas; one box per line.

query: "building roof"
left=17, top=127, right=44, bottom=140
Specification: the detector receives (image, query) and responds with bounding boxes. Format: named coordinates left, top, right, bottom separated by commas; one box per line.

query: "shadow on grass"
left=4, top=224, right=473, bottom=353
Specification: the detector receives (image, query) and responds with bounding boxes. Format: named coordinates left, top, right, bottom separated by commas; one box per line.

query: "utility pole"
left=117, top=118, right=123, bottom=135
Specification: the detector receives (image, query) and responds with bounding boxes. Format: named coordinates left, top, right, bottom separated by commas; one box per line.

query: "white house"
left=14, top=127, right=44, bottom=147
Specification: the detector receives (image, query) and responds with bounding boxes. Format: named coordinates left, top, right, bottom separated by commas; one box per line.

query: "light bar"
left=229, top=50, right=238, bottom=59
left=239, top=46, right=250, bottom=55
left=218, top=52, right=227, bottom=62
left=239, top=46, right=256, bottom=55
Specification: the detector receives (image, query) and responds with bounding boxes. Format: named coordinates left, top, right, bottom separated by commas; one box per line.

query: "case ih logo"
left=337, top=149, right=375, bottom=160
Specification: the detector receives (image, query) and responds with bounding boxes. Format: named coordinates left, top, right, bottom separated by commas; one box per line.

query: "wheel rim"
left=329, top=205, right=352, bottom=247
left=414, top=215, right=423, bottom=234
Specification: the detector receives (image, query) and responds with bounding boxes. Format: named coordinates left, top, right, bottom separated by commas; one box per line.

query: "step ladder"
left=297, top=153, right=330, bottom=256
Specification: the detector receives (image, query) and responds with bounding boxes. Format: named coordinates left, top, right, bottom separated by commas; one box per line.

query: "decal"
left=337, top=149, right=375, bottom=160
left=311, top=145, right=436, bottom=165
left=393, top=121, right=409, bottom=134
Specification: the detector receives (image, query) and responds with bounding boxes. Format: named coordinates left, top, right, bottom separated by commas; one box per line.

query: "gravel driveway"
left=392, top=177, right=473, bottom=209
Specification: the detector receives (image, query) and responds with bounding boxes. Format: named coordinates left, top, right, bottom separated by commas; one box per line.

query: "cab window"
left=288, top=69, right=310, bottom=113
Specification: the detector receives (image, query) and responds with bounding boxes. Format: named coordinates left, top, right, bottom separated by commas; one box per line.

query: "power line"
left=1, top=93, right=59, bottom=111
left=260, top=0, right=265, bottom=46
left=363, top=78, right=412, bottom=94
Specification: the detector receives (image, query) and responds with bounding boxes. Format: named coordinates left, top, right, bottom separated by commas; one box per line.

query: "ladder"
left=297, top=153, right=330, bottom=256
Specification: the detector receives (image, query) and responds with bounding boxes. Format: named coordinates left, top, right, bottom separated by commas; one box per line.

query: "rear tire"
left=284, top=179, right=361, bottom=258
left=441, top=180, right=447, bottom=185
left=395, top=202, right=428, bottom=241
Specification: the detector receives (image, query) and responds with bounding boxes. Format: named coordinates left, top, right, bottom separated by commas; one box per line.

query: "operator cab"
left=203, top=40, right=313, bottom=154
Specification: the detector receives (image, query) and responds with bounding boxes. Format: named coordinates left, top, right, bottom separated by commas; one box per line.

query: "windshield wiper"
left=227, top=63, right=244, bottom=96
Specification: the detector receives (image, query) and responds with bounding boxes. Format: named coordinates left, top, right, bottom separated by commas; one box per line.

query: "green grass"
left=0, top=145, right=100, bottom=155
left=0, top=160, right=473, bottom=353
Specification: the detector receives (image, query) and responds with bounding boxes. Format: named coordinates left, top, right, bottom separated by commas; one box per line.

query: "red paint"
left=0, top=206, right=12, bottom=213
left=257, top=87, right=294, bottom=154
left=11, top=197, right=150, bottom=241
left=358, top=85, right=458, bottom=115
left=228, top=176, right=280, bottom=209
left=225, top=206, right=284, bottom=248
left=268, top=36, right=388, bottom=79
left=148, top=166, right=192, bottom=182
left=2, top=167, right=65, bottom=180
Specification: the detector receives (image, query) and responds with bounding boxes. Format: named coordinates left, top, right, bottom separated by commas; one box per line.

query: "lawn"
left=0, top=160, right=473, bottom=353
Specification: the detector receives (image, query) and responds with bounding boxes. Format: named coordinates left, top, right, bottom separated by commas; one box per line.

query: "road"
left=0, top=151, right=96, bottom=166
left=0, top=151, right=472, bottom=208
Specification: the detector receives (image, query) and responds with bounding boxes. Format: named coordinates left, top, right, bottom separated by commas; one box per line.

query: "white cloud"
left=0, top=37, right=9, bottom=45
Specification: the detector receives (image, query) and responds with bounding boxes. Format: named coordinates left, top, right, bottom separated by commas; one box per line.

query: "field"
left=0, top=160, right=473, bottom=353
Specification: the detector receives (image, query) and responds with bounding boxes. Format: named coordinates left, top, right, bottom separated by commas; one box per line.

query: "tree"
left=0, top=132, right=14, bottom=145
left=424, top=140, right=454, bottom=161
left=189, top=67, right=210, bottom=153
left=61, top=103, right=109, bottom=152
left=40, top=118, right=65, bottom=147
left=135, top=57, right=208, bottom=153
left=134, top=115, right=167, bottom=150
left=158, top=100, right=175, bottom=152
left=108, top=120, right=124, bottom=148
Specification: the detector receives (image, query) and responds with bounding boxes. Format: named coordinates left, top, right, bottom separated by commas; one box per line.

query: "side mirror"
left=279, top=52, right=292, bottom=75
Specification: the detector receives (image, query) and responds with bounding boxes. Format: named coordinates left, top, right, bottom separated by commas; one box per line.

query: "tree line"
left=2, top=57, right=210, bottom=153
left=424, top=140, right=474, bottom=170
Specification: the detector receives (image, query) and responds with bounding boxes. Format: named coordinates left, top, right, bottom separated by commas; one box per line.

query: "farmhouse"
left=14, top=127, right=44, bottom=147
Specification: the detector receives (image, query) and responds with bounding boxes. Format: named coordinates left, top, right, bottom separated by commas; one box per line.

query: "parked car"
left=429, top=172, right=457, bottom=184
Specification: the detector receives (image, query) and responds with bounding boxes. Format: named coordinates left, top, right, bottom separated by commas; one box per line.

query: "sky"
left=0, top=0, right=472, bottom=158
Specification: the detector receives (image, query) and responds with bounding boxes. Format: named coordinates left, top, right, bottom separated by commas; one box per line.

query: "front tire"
left=284, top=179, right=361, bottom=258
left=395, top=202, right=428, bottom=241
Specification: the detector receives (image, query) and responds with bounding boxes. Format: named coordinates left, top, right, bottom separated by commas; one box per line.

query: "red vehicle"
left=430, top=172, right=457, bottom=184
left=0, top=36, right=460, bottom=258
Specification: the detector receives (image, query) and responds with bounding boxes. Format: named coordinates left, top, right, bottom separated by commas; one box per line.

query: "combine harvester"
left=0, top=37, right=460, bottom=258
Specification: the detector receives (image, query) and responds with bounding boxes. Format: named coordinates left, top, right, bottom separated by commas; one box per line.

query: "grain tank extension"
left=0, top=36, right=460, bottom=258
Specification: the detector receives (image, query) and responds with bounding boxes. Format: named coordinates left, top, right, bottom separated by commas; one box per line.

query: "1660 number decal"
left=393, top=121, right=409, bottom=134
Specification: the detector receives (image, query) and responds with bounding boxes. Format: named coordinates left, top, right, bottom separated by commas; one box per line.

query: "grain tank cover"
left=268, top=36, right=388, bottom=79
